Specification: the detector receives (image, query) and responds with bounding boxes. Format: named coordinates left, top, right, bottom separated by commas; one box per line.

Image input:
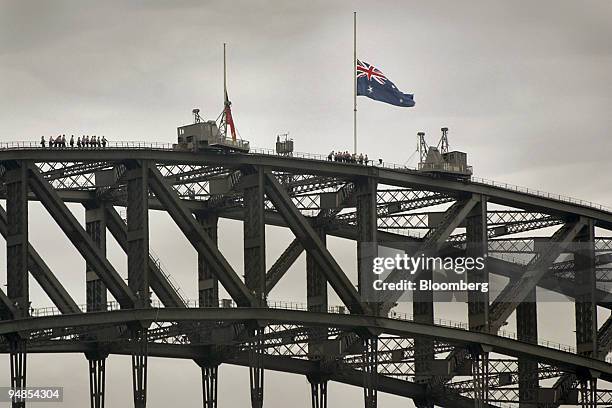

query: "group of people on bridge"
left=328, top=150, right=372, bottom=165
left=41, top=135, right=108, bottom=148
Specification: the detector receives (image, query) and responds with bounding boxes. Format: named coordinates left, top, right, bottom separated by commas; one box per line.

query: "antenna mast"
left=219, top=43, right=237, bottom=142
left=440, top=127, right=449, bottom=154
left=418, top=132, right=428, bottom=163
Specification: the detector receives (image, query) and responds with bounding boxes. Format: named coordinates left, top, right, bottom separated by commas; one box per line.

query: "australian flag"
left=356, top=60, right=415, bottom=107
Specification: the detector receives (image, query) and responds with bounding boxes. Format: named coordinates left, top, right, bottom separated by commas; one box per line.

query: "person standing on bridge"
left=48, top=135, right=54, bottom=148
left=84, top=135, right=89, bottom=148
left=101, top=136, right=107, bottom=148
left=40, top=136, right=45, bottom=147
left=70, top=135, right=74, bottom=148
left=77, top=136, right=82, bottom=148
left=61, top=134, right=66, bottom=148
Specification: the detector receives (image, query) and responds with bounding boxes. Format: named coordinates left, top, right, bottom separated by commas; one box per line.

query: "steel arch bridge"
left=0, top=143, right=611, bottom=408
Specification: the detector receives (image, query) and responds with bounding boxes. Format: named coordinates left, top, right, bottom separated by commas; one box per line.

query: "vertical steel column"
left=248, top=328, right=265, bottom=408
left=126, top=162, right=150, bottom=308
left=196, top=211, right=220, bottom=408
left=243, top=167, right=266, bottom=304
left=574, top=220, right=597, bottom=356
left=196, top=213, right=219, bottom=308
left=466, top=196, right=489, bottom=332
left=307, top=227, right=328, bottom=313
left=126, top=161, right=149, bottom=408
left=356, top=179, right=378, bottom=408
left=85, top=203, right=108, bottom=408
left=575, top=220, right=597, bottom=408
left=308, top=377, right=327, bottom=408
left=517, top=288, right=538, bottom=407
left=414, top=270, right=433, bottom=385
left=356, top=178, right=378, bottom=310
left=201, top=365, right=218, bottom=408
left=6, top=163, right=28, bottom=408
left=86, top=353, right=106, bottom=408
left=362, top=336, right=378, bottom=408
left=307, top=227, right=328, bottom=407
left=580, top=377, right=597, bottom=408
left=6, top=163, right=29, bottom=317
left=85, top=203, right=108, bottom=311
left=131, top=328, right=148, bottom=408
left=243, top=168, right=265, bottom=408
left=9, top=338, right=26, bottom=408
left=471, top=348, right=490, bottom=408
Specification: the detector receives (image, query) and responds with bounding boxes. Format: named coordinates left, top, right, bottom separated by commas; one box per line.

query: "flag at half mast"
left=356, top=60, right=415, bottom=107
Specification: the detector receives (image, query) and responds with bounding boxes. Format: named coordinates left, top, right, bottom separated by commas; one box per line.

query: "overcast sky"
left=1, top=1, right=611, bottom=407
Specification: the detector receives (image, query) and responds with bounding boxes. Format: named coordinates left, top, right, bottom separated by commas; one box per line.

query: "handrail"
left=0, top=140, right=610, bottom=213
left=28, top=298, right=604, bottom=361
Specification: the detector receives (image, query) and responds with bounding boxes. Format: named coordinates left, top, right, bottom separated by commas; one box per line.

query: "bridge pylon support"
left=307, top=375, right=328, bottom=408
left=86, top=352, right=107, bottom=408
left=200, top=364, right=218, bottom=408
left=470, top=347, right=490, bottom=408
left=362, top=336, right=378, bottom=408
left=248, top=327, right=265, bottom=408
left=9, top=337, right=27, bottom=408
left=517, top=287, right=538, bottom=408
left=6, top=162, right=29, bottom=408
left=131, top=328, right=148, bottom=408
left=580, top=377, right=597, bottom=408
left=196, top=213, right=219, bottom=307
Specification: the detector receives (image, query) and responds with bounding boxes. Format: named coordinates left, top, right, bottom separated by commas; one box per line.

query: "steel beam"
left=466, top=196, right=489, bottom=331
left=517, top=288, right=539, bottom=407
left=0, top=288, right=17, bottom=319
left=356, top=179, right=378, bottom=314
left=574, top=220, right=597, bottom=356
left=266, top=238, right=303, bottom=295
left=249, top=327, right=265, bottom=408
left=4, top=308, right=612, bottom=380
left=126, top=162, right=150, bottom=308
left=307, top=228, right=328, bottom=314
left=85, top=203, right=108, bottom=312
left=3, top=148, right=612, bottom=229
left=5, top=163, right=29, bottom=317
left=0, top=204, right=80, bottom=314
left=86, top=352, right=106, bottom=408
left=380, top=196, right=480, bottom=314
left=242, top=168, right=267, bottom=305
left=489, top=219, right=586, bottom=330
left=9, top=338, right=26, bottom=408
left=362, top=336, right=378, bottom=408
left=308, top=378, right=327, bottom=408
left=263, top=172, right=366, bottom=314
left=201, top=365, right=218, bottom=408
left=147, top=164, right=255, bottom=307
left=131, top=328, right=148, bottom=408
left=104, top=206, right=185, bottom=308
left=27, top=164, right=136, bottom=308
left=195, top=212, right=219, bottom=307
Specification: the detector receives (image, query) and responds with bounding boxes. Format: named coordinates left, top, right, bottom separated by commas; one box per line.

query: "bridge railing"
left=471, top=175, right=612, bottom=213
left=1, top=140, right=610, bottom=213
left=28, top=298, right=594, bottom=360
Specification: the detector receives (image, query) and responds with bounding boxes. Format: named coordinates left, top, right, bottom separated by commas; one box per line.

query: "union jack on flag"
left=356, top=60, right=388, bottom=85
left=356, top=59, right=415, bottom=107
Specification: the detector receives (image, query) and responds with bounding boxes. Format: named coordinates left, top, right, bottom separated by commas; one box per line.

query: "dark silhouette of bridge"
left=0, top=141, right=611, bottom=407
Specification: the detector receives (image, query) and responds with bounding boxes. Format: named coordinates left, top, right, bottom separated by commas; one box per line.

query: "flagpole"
left=223, top=42, right=227, bottom=102
left=353, top=11, right=357, bottom=155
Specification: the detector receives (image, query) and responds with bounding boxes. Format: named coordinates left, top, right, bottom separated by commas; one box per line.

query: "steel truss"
left=0, top=148, right=611, bottom=408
